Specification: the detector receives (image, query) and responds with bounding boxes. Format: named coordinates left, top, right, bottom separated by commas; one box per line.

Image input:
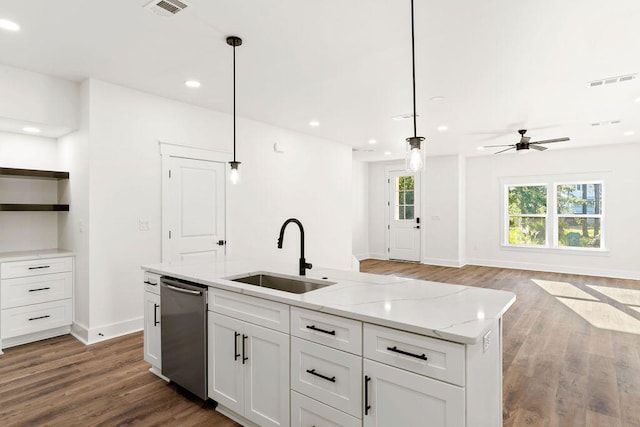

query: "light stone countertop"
left=0, top=248, right=75, bottom=263
left=142, top=259, right=516, bottom=345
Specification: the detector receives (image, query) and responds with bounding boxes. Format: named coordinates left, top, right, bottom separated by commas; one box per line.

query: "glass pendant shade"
left=229, top=161, right=241, bottom=184
left=406, top=136, right=424, bottom=172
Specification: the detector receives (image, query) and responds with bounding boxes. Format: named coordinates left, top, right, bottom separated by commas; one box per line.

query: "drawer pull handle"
left=386, top=346, right=428, bottom=360
left=242, top=334, right=249, bottom=364
left=306, top=368, right=336, bottom=383
left=306, top=324, right=336, bottom=335
left=144, top=280, right=157, bottom=286
left=153, top=304, right=160, bottom=326
left=234, top=332, right=241, bottom=361
left=364, top=375, right=371, bottom=415
left=28, top=265, right=51, bottom=270
left=29, top=315, right=51, bottom=321
left=28, top=287, right=51, bottom=292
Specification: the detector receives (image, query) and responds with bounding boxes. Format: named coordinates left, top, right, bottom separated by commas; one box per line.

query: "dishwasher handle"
left=162, top=283, right=203, bottom=296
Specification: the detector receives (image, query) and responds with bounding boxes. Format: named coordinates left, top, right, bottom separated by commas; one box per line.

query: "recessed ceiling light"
left=0, top=19, right=20, bottom=32
left=368, top=139, right=377, bottom=145
left=635, top=97, right=640, bottom=103
left=309, top=121, right=320, bottom=127
left=437, top=125, right=448, bottom=132
left=384, top=151, right=391, bottom=155
left=23, top=126, right=41, bottom=133
left=430, top=96, right=444, bottom=102
left=476, top=146, right=486, bottom=150
left=624, top=130, right=635, bottom=136
left=184, top=80, right=201, bottom=88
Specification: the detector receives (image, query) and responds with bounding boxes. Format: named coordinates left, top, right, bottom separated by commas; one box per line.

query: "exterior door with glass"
left=388, top=170, right=421, bottom=261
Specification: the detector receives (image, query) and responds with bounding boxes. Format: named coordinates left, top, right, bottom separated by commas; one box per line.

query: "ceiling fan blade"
left=530, top=145, right=547, bottom=151
left=494, top=147, right=515, bottom=154
left=530, top=137, right=570, bottom=144
left=482, top=144, right=516, bottom=148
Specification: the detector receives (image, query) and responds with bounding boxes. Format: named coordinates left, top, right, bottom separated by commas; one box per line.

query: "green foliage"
left=508, top=186, right=547, bottom=215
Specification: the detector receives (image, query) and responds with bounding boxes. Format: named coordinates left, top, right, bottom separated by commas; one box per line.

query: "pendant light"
left=405, top=0, right=424, bottom=172
left=227, top=35, right=242, bottom=184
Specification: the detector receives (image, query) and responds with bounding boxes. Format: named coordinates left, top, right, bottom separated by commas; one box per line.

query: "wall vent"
left=588, top=74, right=637, bottom=87
left=144, top=0, right=190, bottom=17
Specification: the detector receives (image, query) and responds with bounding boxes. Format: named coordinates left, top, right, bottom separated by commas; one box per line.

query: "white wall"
left=352, top=160, right=369, bottom=260
left=466, top=143, right=640, bottom=279
left=0, top=63, right=78, bottom=136
left=64, top=79, right=352, bottom=341
left=0, top=131, right=60, bottom=252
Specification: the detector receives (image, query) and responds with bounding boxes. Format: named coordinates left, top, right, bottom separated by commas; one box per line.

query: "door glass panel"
left=395, top=175, right=415, bottom=221
left=405, top=206, right=414, bottom=219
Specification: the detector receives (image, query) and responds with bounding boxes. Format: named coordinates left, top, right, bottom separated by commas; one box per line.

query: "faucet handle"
left=305, top=262, right=312, bottom=270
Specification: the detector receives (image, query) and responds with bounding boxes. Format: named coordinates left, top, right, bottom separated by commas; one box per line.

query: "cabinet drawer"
left=209, top=288, right=289, bottom=333
left=1, top=257, right=73, bottom=279
left=291, top=307, right=362, bottom=355
left=291, top=391, right=361, bottom=427
left=291, top=337, right=362, bottom=418
left=143, top=272, right=161, bottom=295
left=1, top=272, right=72, bottom=309
left=1, top=299, right=72, bottom=338
left=364, top=324, right=465, bottom=387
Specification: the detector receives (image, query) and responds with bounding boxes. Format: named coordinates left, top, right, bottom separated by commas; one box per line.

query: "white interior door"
left=163, top=156, right=225, bottom=263
left=388, top=170, right=421, bottom=262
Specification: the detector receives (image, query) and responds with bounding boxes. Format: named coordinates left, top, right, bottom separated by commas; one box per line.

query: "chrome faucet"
left=277, top=218, right=312, bottom=276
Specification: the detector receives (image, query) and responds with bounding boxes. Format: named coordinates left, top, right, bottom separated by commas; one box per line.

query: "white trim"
left=367, top=252, right=388, bottom=260
left=2, top=326, right=71, bottom=349
left=466, top=257, right=639, bottom=281
left=421, top=257, right=466, bottom=268
left=159, top=141, right=231, bottom=162
left=73, top=317, right=143, bottom=345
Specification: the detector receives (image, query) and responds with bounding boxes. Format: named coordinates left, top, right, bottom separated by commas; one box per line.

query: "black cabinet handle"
left=28, top=287, right=51, bottom=292
left=28, top=265, right=50, bottom=270
left=242, top=334, right=248, bottom=364
left=153, top=304, right=159, bottom=326
left=144, top=280, right=157, bottom=286
left=234, top=332, right=241, bottom=361
left=29, top=315, right=51, bottom=321
left=386, top=346, right=427, bottom=360
left=306, top=369, right=336, bottom=383
left=306, top=324, right=336, bottom=335
left=364, top=375, right=371, bottom=415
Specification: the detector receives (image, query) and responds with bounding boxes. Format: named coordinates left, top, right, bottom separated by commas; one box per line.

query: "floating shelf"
left=0, top=204, right=70, bottom=212
left=0, top=167, right=69, bottom=180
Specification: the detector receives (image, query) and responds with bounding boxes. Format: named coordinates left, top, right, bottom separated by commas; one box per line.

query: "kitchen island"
left=142, top=259, right=515, bottom=427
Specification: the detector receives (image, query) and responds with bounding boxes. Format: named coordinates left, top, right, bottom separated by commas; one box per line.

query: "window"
left=504, top=180, right=605, bottom=250
left=395, top=175, right=415, bottom=220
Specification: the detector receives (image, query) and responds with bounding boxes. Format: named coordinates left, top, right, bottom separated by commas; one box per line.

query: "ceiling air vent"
left=588, top=73, right=637, bottom=87
left=144, top=0, right=190, bottom=17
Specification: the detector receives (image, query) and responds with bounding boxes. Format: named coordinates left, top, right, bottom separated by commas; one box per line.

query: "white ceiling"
left=1, top=0, right=639, bottom=161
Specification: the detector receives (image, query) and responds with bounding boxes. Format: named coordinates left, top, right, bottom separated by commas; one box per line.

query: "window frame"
left=501, top=175, right=607, bottom=252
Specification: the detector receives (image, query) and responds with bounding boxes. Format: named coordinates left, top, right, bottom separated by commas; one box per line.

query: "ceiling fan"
left=482, top=129, right=570, bottom=154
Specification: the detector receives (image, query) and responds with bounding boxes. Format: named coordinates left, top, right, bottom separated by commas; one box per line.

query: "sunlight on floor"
left=556, top=297, right=640, bottom=335
left=531, top=279, right=598, bottom=300
left=587, top=285, right=640, bottom=306
left=532, top=279, right=640, bottom=335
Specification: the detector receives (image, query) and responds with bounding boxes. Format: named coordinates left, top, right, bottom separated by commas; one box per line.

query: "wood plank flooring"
left=1, top=261, right=638, bottom=426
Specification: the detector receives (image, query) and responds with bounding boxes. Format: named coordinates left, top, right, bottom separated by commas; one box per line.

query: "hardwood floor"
left=361, top=260, right=640, bottom=427
left=1, top=261, right=638, bottom=426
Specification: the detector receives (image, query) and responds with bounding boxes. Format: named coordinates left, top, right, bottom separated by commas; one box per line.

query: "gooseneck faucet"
left=277, top=218, right=312, bottom=276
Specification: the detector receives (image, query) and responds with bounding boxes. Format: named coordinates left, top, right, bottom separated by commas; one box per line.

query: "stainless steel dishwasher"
left=160, top=277, right=208, bottom=400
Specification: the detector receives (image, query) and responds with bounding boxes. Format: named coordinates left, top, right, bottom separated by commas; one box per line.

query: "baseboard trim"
left=216, top=405, right=260, bottom=427
left=421, top=257, right=466, bottom=268
left=2, top=326, right=71, bottom=349
left=466, top=258, right=640, bottom=280
left=72, top=317, right=144, bottom=345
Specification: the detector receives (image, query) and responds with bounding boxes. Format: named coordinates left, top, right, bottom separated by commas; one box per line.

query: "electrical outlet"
left=483, top=330, right=491, bottom=353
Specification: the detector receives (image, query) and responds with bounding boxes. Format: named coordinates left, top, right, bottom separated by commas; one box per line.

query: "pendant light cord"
left=411, top=0, right=417, bottom=138
left=232, top=43, right=237, bottom=162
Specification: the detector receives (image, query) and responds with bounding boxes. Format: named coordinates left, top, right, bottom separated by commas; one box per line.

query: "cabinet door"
left=143, top=292, right=161, bottom=368
left=208, top=313, right=244, bottom=414
left=363, top=359, right=464, bottom=427
left=244, top=322, right=290, bottom=427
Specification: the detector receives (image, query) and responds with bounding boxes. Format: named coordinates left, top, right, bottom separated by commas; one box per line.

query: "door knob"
left=217, top=240, right=226, bottom=246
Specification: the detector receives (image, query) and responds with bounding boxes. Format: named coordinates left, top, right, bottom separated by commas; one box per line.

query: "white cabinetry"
left=0, top=255, right=73, bottom=351
left=143, top=272, right=161, bottom=374
left=208, top=289, right=290, bottom=427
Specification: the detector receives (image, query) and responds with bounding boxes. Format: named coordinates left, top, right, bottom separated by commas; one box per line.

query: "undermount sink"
left=228, top=272, right=335, bottom=294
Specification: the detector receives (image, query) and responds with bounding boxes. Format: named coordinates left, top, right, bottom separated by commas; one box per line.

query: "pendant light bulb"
left=229, top=162, right=241, bottom=184
left=406, top=136, right=424, bottom=172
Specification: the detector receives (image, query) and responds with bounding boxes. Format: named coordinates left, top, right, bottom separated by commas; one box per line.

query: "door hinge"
left=169, top=169, right=172, bottom=178
left=387, top=248, right=390, bottom=252
left=169, top=230, right=172, bottom=239
left=387, top=178, right=390, bottom=183
left=387, top=225, right=390, bottom=230
left=387, top=201, right=390, bottom=206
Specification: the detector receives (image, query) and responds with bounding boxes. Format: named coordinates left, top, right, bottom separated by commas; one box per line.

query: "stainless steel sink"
left=228, top=272, right=335, bottom=294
